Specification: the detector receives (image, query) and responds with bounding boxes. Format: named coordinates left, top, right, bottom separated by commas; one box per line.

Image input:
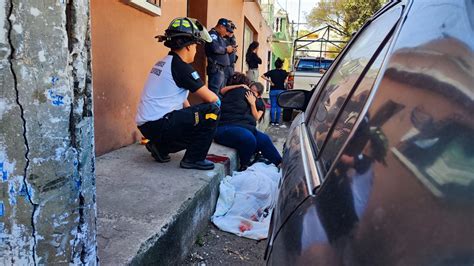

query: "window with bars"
left=128, top=0, right=161, bottom=16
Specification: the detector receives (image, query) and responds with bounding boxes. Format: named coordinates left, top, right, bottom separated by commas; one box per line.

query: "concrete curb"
left=130, top=162, right=226, bottom=265
left=96, top=143, right=238, bottom=265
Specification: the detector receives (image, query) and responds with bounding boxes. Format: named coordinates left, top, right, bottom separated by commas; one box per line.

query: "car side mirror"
left=277, top=90, right=311, bottom=111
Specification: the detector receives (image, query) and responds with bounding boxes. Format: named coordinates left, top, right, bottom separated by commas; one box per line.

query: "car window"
left=306, top=6, right=402, bottom=153
left=296, top=59, right=316, bottom=71
left=319, top=60, right=333, bottom=70
left=319, top=45, right=389, bottom=172
left=296, top=59, right=333, bottom=72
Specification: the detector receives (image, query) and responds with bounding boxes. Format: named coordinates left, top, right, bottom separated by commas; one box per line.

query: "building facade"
left=91, top=0, right=272, bottom=155
left=271, top=8, right=293, bottom=71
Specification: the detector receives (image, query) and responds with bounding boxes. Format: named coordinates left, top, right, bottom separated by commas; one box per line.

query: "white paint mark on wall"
left=0, top=0, right=6, bottom=44
left=0, top=149, right=17, bottom=176
left=30, top=7, right=41, bottom=17
left=20, top=65, right=29, bottom=80
left=54, top=147, right=65, bottom=161
left=38, top=50, right=46, bottom=62
left=31, top=157, right=46, bottom=164
left=0, top=98, right=13, bottom=120
left=12, top=24, right=22, bottom=34
left=49, top=117, right=62, bottom=123
left=10, top=223, right=35, bottom=264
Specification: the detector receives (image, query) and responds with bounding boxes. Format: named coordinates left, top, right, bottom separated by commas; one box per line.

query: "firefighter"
left=136, top=17, right=220, bottom=170
left=205, top=18, right=235, bottom=94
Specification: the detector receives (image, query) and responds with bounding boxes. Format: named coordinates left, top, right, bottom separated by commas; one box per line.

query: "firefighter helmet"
left=156, top=17, right=212, bottom=49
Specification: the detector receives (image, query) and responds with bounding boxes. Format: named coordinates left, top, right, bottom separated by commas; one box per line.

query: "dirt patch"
left=183, top=122, right=290, bottom=265
left=183, top=222, right=267, bottom=265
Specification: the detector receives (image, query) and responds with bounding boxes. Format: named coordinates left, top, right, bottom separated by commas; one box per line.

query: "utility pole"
left=297, top=0, right=301, bottom=37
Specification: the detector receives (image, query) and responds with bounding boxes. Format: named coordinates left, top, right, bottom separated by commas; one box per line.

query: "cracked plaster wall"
left=0, top=0, right=96, bottom=264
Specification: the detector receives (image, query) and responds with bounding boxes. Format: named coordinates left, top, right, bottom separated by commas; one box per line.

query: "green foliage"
left=195, top=234, right=205, bottom=247
left=298, top=29, right=311, bottom=38
left=307, top=0, right=386, bottom=38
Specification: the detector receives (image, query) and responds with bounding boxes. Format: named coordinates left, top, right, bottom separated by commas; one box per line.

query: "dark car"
left=265, top=0, right=474, bottom=265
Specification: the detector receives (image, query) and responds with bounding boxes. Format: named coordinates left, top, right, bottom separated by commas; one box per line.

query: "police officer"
left=205, top=18, right=235, bottom=94
left=224, top=21, right=237, bottom=86
left=136, top=17, right=220, bottom=170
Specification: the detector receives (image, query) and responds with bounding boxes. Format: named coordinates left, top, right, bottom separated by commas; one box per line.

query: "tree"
left=307, top=0, right=386, bottom=39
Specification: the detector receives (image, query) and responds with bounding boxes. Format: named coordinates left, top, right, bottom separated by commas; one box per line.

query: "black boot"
left=180, top=159, right=215, bottom=170
left=146, top=142, right=171, bottom=163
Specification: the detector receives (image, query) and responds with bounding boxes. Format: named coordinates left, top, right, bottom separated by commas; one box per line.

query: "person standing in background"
left=245, top=41, right=262, bottom=82
left=224, top=21, right=238, bottom=86
left=205, top=18, right=235, bottom=94
left=262, top=58, right=288, bottom=126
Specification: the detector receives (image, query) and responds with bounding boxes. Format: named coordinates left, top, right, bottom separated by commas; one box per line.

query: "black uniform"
left=137, top=52, right=220, bottom=162
left=224, top=35, right=237, bottom=85
left=205, top=28, right=230, bottom=94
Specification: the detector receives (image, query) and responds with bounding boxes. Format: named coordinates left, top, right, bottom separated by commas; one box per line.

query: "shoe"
left=275, top=123, right=280, bottom=126
left=238, top=165, right=248, bottom=172
left=145, top=142, right=171, bottom=163
left=180, top=159, right=215, bottom=170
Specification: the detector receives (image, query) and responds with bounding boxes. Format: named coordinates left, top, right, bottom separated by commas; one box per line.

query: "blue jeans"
left=214, top=125, right=282, bottom=167
left=269, top=90, right=284, bottom=123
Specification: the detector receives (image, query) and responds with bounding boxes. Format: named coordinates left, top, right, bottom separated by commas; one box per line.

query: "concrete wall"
left=188, top=0, right=209, bottom=82
left=0, top=0, right=96, bottom=264
left=243, top=1, right=273, bottom=83
left=206, top=0, right=245, bottom=72
left=91, top=0, right=187, bottom=155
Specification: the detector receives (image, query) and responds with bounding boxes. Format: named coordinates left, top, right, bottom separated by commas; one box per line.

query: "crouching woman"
left=214, top=72, right=282, bottom=171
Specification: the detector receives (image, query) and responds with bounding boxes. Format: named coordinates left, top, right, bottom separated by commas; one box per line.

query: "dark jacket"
left=225, top=35, right=237, bottom=65
left=246, top=52, right=262, bottom=69
left=219, top=87, right=256, bottom=132
left=205, top=28, right=230, bottom=67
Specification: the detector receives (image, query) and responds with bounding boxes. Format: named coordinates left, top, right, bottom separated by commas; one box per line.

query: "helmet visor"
left=190, top=18, right=212, bottom=43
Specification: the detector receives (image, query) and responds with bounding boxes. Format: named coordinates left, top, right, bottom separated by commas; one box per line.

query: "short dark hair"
left=227, top=72, right=250, bottom=86
left=167, top=36, right=196, bottom=50
left=275, top=58, right=284, bottom=69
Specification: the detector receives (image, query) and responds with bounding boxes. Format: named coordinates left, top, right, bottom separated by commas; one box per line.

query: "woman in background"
left=245, top=41, right=262, bottom=82
left=262, top=58, right=288, bottom=126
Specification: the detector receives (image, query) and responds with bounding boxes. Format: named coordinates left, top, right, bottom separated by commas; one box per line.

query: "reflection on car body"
left=267, top=0, right=474, bottom=265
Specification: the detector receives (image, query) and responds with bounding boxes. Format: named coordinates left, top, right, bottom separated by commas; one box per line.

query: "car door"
left=313, top=0, right=474, bottom=265
left=266, top=1, right=405, bottom=264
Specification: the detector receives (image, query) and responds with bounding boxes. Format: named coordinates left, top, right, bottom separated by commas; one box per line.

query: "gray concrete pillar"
left=0, top=0, right=96, bottom=264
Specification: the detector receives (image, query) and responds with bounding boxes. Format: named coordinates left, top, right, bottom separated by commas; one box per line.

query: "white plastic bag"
left=211, top=163, right=281, bottom=240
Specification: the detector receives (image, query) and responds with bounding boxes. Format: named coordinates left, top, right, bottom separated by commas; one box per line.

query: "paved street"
left=184, top=122, right=291, bottom=265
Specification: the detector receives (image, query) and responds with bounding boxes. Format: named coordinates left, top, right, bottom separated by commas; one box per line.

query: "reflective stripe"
left=205, top=113, right=218, bottom=120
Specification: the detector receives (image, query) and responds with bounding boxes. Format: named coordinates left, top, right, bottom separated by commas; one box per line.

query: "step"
left=96, top=143, right=238, bottom=265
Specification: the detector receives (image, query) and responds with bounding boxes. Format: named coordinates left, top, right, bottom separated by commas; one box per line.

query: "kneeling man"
left=136, top=17, right=220, bottom=170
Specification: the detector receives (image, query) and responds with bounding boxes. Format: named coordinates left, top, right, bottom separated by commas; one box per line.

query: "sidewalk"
left=96, top=143, right=238, bottom=265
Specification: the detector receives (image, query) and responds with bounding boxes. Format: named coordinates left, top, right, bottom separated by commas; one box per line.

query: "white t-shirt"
left=136, top=52, right=204, bottom=126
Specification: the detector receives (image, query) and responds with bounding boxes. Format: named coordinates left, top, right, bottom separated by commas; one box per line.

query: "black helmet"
left=156, top=17, right=212, bottom=49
